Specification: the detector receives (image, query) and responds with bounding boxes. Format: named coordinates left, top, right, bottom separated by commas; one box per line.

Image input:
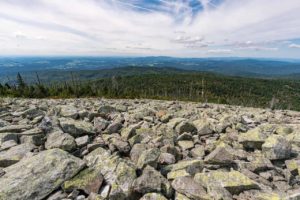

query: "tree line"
left=1, top=72, right=300, bottom=111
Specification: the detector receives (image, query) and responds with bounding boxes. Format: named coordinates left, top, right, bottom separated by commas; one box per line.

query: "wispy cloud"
left=0, top=0, right=299, bottom=57
left=289, top=43, right=300, bottom=49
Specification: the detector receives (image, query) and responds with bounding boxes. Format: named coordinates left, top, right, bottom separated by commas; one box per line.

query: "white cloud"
left=207, top=49, right=233, bottom=54
left=289, top=43, right=300, bottom=49
left=0, top=0, right=299, bottom=57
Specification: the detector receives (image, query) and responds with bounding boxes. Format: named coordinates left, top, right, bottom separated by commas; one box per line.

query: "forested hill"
left=1, top=57, right=300, bottom=80
left=1, top=67, right=300, bottom=111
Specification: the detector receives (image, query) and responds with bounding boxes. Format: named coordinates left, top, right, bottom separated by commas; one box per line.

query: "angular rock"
left=0, top=143, right=35, bottom=167
left=204, top=145, right=236, bottom=165
left=45, top=131, right=76, bottom=152
left=60, top=118, right=95, bottom=137
left=239, top=127, right=268, bottom=149
left=84, top=147, right=137, bottom=200
left=0, top=124, right=32, bottom=133
left=63, top=167, right=104, bottom=194
left=105, top=122, right=123, bottom=134
left=262, top=135, right=291, bottom=160
left=137, top=148, right=160, bottom=169
left=59, top=105, right=79, bottom=119
left=140, top=193, right=168, bottom=200
left=172, top=176, right=210, bottom=200
left=194, top=170, right=260, bottom=194
left=193, top=119, right=213, bottom=136
left=133, top=165, right=173, bottom=198
left=75, top=135, right=90, bottom=147
left=175, top=121, right=197, bottom=134
left=177, top=140, right=194, bottom=151
left=94, top=117, right=109, bottom=133
left=0, top=149, right=85, bottom=200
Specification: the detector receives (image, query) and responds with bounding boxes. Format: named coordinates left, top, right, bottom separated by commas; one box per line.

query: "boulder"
left=194, top=170, right=260, bottom=194
left=133, top=165, right=173, bottom=198
left=262, top=135, right=291, bottom=160
left=0, top=124, right=32, bottom=133
left=238, top=127, right=268, bottom=149
left=59, top=105, right=79, bottom=119
left=171, top=176, right=210, bottom=200
left=204, top=145, right=237, bottom=165
left=59, top=118, right=95, bottom=137
left=0, top=143, right=35, bottom=167
left=84, top=147, right=137, bottom=199
left=137, top=148, right=160, bottom=169
left=192, top=119, right=214, bottom=136
left=45, top=131, right=76, bottom=152
left=63, top=167, right=104, bottom=194
left=175, top=121, right=197, bottom=134
left=94, top=117, right=110, bottom=133
left=0, top=149, right=85, bottom=200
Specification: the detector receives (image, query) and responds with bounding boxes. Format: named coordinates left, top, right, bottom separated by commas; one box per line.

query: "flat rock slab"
left=0, top=143, right=36, bottom=167
left=194, top=170, right=260, bottom=195
left=0, top=148, right=85, bottom=200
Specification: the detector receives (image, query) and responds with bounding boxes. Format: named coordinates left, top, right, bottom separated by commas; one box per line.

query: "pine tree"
left=17, top=73, right=26, bottom=89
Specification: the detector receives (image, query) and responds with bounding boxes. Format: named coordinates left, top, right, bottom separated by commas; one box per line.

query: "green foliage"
left=1, top=70, right=300, bottom=111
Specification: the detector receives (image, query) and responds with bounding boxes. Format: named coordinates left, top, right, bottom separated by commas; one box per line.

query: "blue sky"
left=0, top=0, right=299, bottom=58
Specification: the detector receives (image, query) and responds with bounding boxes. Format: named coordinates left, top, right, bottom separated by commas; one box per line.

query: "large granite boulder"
left=0, top=148, right=85, bottom=200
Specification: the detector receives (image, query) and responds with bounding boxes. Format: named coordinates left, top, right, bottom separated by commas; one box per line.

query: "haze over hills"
left=1, top=57, right=300, bottom=83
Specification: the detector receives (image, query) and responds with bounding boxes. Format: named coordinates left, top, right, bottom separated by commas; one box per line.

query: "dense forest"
left=1, top=68, right=300, bottom=111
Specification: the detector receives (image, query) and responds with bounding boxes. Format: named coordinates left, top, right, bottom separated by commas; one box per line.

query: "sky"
left=0, top=0, right=300, bottom=58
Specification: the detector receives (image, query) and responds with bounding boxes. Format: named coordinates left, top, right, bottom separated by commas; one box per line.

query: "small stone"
left=177, top=140, right=194, bottom=151
left=75, top=135, right=90, bottom=147
left=140, top=193, right=168, bottom=200
left=105, top=122, right=123, bottom=134
left=158, top=153, right=176, bottom=165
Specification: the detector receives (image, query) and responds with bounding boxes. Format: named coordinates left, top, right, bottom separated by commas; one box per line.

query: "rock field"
left=1, top=98, right=300, bottom=200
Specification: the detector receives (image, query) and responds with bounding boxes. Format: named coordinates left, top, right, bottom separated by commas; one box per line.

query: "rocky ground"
left=1, top=98, right=300, bottom=200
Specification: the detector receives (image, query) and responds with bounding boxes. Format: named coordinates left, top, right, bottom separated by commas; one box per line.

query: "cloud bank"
left=0, top=0, right=299, bottom=58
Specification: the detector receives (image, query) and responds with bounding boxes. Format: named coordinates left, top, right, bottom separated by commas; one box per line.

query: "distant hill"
left=1, top=57, right=300, bottom=82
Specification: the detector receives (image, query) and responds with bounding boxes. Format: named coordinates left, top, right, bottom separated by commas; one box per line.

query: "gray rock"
left=158, top=153, right=176, bottom=165
left=130, top=144, right=148, bottom=163
left=46, top=190, right=67, bottom=200
left=59, top=105, right=79, bottom=119
left=140, top=193, right=168, bottom=200
left=84, top=147, right=137, bottom=199
left=262, top=135, right=291, bottom=160
left=0, top=124, right=32, bottom=133
left=45, top=131, right=76, bottom=152
left=94, top=117, right=109, bottom=133
left=171, top=176, right=210, bottom=200
left=0, top=140, right=18, bottom=150
left=0, top=143, right=35, bottom=167
left=105, top=122, right=123, bottom=134
left=60, top=118, right=95, bottom=137
left=0, top=149, right=85, bottom=200
left=133, top=165, right=173, bottom=198
left=137, top=148, right=160, bottom=169
left=0, top=132, right=18, bottom=145
left=75, top=135, right=90, bottom=147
